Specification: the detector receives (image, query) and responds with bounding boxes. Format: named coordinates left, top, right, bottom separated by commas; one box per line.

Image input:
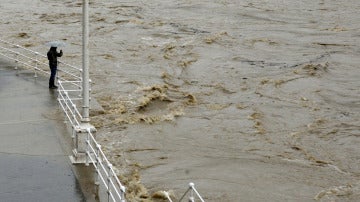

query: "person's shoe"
left=49, top=86, right=58, bottom=89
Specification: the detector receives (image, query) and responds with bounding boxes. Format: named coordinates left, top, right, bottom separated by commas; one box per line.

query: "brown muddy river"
left=1, top=0, right=360, bottom=201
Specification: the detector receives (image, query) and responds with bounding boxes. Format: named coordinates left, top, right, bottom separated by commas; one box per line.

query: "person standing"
left=47, top=46, right=63, bottom=89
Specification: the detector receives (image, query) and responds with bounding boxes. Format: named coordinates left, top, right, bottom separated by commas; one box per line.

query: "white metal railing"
left=0, top=39, right=205, bottom=202
left=0, top=38, right=82, bottom=88
left=57, top=81, right=127, bottom=201
left=178, top=183, right=205, bottom=202
left=85, top=128, right=126, bottom=202
left=0, top=38, right=126, bottom=201
left=58, top=80, right=83, bottom=128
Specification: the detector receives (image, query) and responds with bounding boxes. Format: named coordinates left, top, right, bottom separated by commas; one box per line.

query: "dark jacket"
left=47, top=47, right=63, bottom=66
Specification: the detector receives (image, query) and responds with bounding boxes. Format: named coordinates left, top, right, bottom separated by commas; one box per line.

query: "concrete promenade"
left=0, top=60, right=86, bottom=202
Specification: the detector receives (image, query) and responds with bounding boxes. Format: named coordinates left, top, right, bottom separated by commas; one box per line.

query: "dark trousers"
left=49, top=64, right=57, bottom=87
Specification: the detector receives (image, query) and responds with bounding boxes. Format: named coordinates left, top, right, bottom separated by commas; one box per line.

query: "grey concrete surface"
left=0, top=60, right=86, bottom=202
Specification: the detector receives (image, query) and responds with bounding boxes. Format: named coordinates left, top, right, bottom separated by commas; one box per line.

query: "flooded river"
left=1, top=0, right=360, bottom=201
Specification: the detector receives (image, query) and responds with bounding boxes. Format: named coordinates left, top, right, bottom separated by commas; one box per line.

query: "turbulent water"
left=1, top=0, right=360, bottom=201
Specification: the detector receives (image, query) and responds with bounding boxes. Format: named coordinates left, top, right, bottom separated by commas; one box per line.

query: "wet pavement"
left=0, top=60, right=85, bottom=202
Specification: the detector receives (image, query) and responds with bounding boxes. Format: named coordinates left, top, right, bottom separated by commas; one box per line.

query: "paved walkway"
left=0, top=60, right=86, bottom=202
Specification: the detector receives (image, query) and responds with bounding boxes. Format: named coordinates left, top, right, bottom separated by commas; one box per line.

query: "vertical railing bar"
left=85, top=129, right=90, bottom=166
left=94, top=143, right=101, bottom=198
left=107, top=163, right=113, bottom=202
left=34, top=52, right=38, bottom=78
left=190, top=183, right=194, bottom=202
left=14, top=53, right=18, bottom=75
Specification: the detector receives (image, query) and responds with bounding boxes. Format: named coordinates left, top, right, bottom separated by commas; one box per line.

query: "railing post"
left=72, top=104, right=78, bottom=127
left=107, top=163, right=113, bottom=202
left=15, top=53, right=19, bottom=75
left=189, top=183, right=195, bottom=202
left=189, top=192, right=194, bottom=202
left=120, top=186, right=126, bottom=202
left=14, top=53, right=18, bottom=70
left=72, top=102, right=80, bottom=156
left=34, top=52, right=38, bottom=78
left=94, top=144, right=101, bottom=198
left=85, top=129, right=90, bottom=166
left=59, top=83, right=68, bottom=125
